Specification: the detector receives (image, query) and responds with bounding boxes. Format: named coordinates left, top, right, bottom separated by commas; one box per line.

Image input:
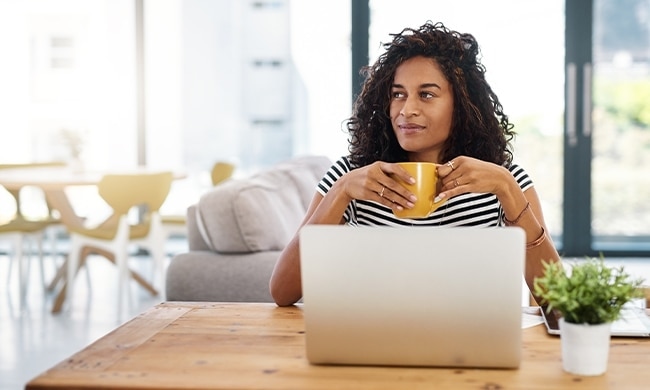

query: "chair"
left=63, top=171, right=173, bottom=318
left=210, top=161, right=236, bottom=186
left=0, top=161, right=66, bottom=306
left=0, top=161, right=66, bottom=257
left=0, top=218, right=51, bottom=306
left=161, top=161, right=235, bottom=240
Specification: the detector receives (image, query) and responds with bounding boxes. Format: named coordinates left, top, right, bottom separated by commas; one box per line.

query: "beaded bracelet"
left=526, top=227, right=546, bottom=250
left=504, top=202, right=530, bottom=226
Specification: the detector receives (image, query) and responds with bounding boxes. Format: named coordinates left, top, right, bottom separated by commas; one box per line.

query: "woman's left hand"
left=435, top=156, right=512, bottom=202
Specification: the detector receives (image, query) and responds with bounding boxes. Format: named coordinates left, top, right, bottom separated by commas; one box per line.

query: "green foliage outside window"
left=595, top=79, right=650, bottom=129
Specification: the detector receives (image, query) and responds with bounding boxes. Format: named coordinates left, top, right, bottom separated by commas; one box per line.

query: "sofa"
left=165, top=155, right=332, bottom=302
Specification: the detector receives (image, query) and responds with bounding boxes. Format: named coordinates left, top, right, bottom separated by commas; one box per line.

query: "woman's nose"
left=400, top=95, right=420, bottom=116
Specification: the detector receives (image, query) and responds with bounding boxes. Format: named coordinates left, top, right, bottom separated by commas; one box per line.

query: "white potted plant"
left=59, top=128, right=86, bottom=171
left=533, top=257, right=644, bottom=376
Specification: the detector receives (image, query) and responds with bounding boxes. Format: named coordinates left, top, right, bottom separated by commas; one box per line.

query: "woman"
left=269, top=21, right=561, bottom=307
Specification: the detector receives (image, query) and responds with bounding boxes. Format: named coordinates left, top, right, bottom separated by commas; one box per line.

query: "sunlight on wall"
left=0, top=0, right=138, bottom=170
left=290, top=1, right=352, bottom=161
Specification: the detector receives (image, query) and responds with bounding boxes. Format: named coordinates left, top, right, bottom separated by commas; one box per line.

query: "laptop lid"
left=299, top=225, right=525, bottom=369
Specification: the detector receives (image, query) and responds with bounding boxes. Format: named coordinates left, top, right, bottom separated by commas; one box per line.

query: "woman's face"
left=389, top=56, right=454, bottom=163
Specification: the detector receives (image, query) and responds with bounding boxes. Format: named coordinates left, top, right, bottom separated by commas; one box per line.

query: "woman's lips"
left=398, top=124, right=424, bottom=135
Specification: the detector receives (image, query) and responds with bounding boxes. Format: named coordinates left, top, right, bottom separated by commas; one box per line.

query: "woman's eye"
left=392, top=91, right=405, bottom=99
left=420, top=91, right=434, bottom=99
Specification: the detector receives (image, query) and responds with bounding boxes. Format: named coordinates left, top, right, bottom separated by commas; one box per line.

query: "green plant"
left=534, top=257, right=644, bottom=325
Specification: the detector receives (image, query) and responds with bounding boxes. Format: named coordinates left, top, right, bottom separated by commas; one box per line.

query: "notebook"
left=299, top=225, right=526, bottom=369
left=541, top=304, right=650, bottom=337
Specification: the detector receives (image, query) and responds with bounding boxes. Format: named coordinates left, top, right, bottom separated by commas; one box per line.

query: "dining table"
left=0, top=164, right=187, bottom=227
left=0, top=163, right=187, bottom=313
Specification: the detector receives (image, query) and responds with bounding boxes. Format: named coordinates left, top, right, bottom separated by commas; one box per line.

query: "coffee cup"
left=392, top=162, right=447, bottom=219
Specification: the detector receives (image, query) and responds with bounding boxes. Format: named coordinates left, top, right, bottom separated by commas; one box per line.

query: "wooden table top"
left=25, top=302, right=650, bottom=390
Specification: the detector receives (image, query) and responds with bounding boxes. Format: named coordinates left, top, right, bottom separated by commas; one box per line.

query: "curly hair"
left=346, top=21, right=515, bottom=167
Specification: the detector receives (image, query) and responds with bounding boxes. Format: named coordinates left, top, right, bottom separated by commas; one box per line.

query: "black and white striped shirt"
left=317, top=156, right=533, bottom=227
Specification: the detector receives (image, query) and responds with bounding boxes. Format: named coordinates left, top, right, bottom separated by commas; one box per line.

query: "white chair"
left=0, top=162, right=67, bottom=292
left=0, top=218, right=50, bottom=307
left=63, top=171, right=173, bottom=318
left=0, top=165, right=64, bottom=308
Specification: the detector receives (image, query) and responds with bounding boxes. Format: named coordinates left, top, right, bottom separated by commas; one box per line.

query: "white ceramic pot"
left=559, top=318, right=612, bottom=376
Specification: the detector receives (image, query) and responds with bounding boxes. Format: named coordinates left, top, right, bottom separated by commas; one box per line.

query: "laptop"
left=541, top=304, right=650, bottom=337
left=299, top=225, right=526, bottom=369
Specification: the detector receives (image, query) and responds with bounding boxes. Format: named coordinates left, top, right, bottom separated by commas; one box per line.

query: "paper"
left=521, top=306, right=544, bottom=329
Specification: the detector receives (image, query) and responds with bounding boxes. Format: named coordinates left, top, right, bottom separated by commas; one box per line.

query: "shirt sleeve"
left=316, top=156, right=353, bottom=196
left=508, top=163, right=534, bottom=192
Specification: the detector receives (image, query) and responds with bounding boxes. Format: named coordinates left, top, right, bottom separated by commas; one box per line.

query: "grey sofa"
left=165, top=155, right=332, bottom=302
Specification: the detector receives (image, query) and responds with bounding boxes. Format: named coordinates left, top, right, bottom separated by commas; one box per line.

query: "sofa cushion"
left=195, top=156, right=331, bottom=253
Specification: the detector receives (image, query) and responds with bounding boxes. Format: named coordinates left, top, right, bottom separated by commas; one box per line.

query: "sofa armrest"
left=186, top=204, right=210, bottom=251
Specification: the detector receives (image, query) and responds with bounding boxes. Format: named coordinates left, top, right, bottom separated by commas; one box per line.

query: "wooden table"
left=25, top=302, right=650, bottom=390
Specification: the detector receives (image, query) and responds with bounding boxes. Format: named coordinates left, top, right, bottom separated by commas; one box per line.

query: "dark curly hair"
left=346, top=21, right=515, bottom=167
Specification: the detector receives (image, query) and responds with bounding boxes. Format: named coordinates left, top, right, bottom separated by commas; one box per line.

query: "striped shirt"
left=316, top=156, right=533, bottom=227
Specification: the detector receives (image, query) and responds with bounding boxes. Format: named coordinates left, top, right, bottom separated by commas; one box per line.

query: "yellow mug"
left=392, top=162, right=447, bottom=219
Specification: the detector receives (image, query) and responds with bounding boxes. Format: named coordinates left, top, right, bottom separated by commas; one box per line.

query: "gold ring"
left=379, top=186, right=385, bottom=197
left=446, top=160, right=455, bottom=170
left=454, top=179, right=460, bottom=188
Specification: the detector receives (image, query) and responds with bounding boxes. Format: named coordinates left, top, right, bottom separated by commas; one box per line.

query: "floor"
left=0, top=236, right=187, bottom=390
left=2, top=237, right=650, bottom=390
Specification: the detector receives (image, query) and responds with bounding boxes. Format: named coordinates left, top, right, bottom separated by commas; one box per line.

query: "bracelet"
left=526, top=227, right=546, bottom=250
left=504, top=202, right=530, bottom=226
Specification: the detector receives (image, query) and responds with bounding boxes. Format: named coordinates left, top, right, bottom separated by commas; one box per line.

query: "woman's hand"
left=337, top=161, right=417, bottom=212
left=434, top=156, right=512, bottom=202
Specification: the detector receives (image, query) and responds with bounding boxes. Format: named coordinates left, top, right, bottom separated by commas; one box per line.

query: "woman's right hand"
left=336, top=161, right=417, bottom=212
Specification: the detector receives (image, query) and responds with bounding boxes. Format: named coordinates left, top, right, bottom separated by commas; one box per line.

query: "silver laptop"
left=299, top=225, right=526, bottom=369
